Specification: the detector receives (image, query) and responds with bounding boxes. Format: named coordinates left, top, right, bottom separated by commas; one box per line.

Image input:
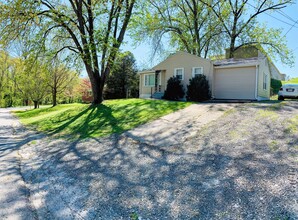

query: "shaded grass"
left=14, top=99, right=191, bottom=139
left=268, top=102, right=287, bottom=111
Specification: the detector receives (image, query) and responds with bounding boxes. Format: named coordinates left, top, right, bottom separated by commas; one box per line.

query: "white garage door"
left=214, top=67, right=256, bottom=99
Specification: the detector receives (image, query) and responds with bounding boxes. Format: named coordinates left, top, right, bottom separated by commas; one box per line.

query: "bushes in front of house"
left=270, top=78, right=282, bottom=95
left=163, top=76, right=185, bottom=100
left=186, top=75, right=211, bottom=101
left=163, top=75, right=211, bottom=102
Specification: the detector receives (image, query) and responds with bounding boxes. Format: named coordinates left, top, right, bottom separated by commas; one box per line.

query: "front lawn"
left=14, top=99, right=191, bottom=139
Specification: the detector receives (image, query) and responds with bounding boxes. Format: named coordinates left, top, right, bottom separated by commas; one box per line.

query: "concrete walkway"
left=126, top=103, right=236, bottom=147
left=0, top=108, right=38, bottom=220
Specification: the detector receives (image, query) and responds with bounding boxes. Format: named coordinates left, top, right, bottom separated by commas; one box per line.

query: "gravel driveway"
left=1, top=102, right=298, bottom=219
left=0, top=108, right=39, bottom=219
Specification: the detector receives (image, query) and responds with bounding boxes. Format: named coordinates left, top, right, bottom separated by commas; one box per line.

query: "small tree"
left=104, top=52, right=139, bottom=99
left=163, top=77, right=184, bottom=100
left=47, top=59, right=78, bottom=107
left=14, top=56, right=50, bottom=109
left=186, top=75, right=211, bottom=102
left=270, top=78, right=282, bottom=95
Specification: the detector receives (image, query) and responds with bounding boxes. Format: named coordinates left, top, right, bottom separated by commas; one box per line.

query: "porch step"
left=152, top=92, right=164, bottom=99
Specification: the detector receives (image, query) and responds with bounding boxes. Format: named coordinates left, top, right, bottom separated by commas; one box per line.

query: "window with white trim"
left=192, top=67, right=203, bottom=77
left=144, top=74, right=155, bottom=87
left=174, top=68, right=184, bottom=80
left=263, top=73, right=268, bottom=90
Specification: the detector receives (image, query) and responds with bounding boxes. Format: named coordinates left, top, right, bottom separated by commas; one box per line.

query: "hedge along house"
left=138, top=47, right=284, bottom=101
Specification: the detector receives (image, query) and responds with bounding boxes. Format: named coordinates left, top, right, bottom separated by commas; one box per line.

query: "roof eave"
left=214, top=62, right=259, bottom=69
left=137, top=70, right=155, bottom=74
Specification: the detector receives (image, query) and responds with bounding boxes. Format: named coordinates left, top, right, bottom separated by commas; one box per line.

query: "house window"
left=192, top=67, right=203, bottom=77
left=144, top=74, right=155, bottom=87
left=263, top=73, right=268, bottom=90
left=174, top=68, right=184, bottom=80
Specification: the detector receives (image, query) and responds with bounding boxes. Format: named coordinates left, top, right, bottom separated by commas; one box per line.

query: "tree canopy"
left=105, top=51, right=139, bottom=99
left=201, top=0, right=294, bottom=63
left=0, top=0, right=136, bottom=104
left=132, top=0, right=294, bottom=64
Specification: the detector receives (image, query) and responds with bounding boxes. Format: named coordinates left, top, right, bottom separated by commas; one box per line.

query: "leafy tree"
left=200, top=0, right=294, bottom=64
left=104, top=52, right=139, bottom=99
left=186, top=75, right=211, bottom=102
left=62, top=75, right=82, bottom=104
left=79, top=77, right=93, bottom=103
left=271, top=78, right=282, bottom=95
left=163, top=77, right=185, bottom=101
left=46, top=58, right=78, bottom=106
left=0, top=51, right=12, bottom=107
left=15, top=56, right=51, bottom=109
left=0, top=0, right=136, bottom=104
left=132, top=0, right=224, bottom=58
left=0, top=51, right=24, bottom=107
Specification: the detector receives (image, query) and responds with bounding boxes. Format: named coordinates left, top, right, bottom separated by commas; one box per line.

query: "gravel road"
left=1, top=102, right=298, bottom=219
left=0, top=108, right=39, bottom=220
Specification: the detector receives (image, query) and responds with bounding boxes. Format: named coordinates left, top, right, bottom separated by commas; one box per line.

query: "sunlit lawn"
left=14, top=99, right=191, bottom=139
left=282, top=77, right=298, bottom=84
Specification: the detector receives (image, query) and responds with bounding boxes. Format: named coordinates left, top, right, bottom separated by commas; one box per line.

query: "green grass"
left=269, top=140, right=279, bottom=151
left=284, top=115, right=298, bottom=134
left=14, top=99, right=191, bottom=139
left=282, top=77, right=298, bottom=85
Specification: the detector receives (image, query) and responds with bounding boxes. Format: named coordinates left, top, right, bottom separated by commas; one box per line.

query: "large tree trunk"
left=88, top=70, right=104, bottom=105
left=229, top=36, right=236, bottom=58
left=52, top=88, right=57, bottom=107
left=33, top=100, right=38, bottom=109
left=92, top=82, right=104, bottom=104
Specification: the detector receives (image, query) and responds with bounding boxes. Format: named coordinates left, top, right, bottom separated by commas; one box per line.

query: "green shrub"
left=163, top=76, right=185, bottom=100
left=186, top=75, right=211, bottom=101
left=271, top=78, right=282, bottom=95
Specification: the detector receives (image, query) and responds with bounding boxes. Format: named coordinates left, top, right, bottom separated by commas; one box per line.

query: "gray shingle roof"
left=213, top=57, right=259, bottom=66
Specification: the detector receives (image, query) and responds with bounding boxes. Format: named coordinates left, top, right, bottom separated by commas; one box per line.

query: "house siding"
left=138, top=50, right=279, bottom=101
left=139, top=72, right=154, bottom=98
left=153, top=52, right=213, bottom=92
left=269, top=62, right=284, bottom=80
left=257, top=58, right=271, bottom=99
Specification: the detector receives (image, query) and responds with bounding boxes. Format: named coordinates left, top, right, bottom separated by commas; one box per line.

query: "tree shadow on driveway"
left=0, top=124, right=43, bottom=219
left=2, top=101, right=297, bottom=219
left=17, top=101, right=298, bottom=219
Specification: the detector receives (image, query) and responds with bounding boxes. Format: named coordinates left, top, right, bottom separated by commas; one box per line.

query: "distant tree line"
left=0, top=50, right=139, bottom=108
left=0, top=51, right=81, bottom=108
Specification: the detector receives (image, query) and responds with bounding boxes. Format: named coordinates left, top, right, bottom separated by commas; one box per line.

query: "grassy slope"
left=14, top=99, right=191, bottom=139
left=282, top=77, right=298, bottom=84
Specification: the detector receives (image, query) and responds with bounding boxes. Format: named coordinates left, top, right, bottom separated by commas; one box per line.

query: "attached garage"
left=214, top=66, right=256, bottom=100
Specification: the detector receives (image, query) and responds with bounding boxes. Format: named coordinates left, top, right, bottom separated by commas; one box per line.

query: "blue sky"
left=121, top=2, right=298, bottom=79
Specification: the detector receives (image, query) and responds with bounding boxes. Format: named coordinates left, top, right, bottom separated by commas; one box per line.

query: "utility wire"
left=265, top=12, right=298, bottom=28
left=246, top=2, right=298, bottom=28
left=276, top=9, right=297, bottom=23
left=283, top=18, right=298, bottom=37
